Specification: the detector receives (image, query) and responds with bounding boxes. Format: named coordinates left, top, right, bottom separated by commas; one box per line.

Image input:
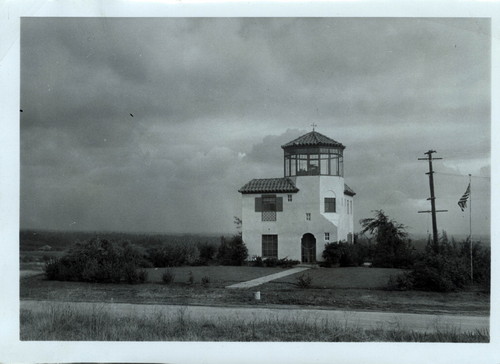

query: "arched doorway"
left=301, top=233, right=316, bottom=263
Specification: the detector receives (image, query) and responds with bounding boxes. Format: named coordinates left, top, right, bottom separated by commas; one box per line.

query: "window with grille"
left=325, top=232, right=330, bottom=241
left=325, top=197, right=336, bottom=213
left=262, top=211, right=276, bottom=221
left=288, top=194, right=292, bottom=202
left=262, top=235, right=278, bottom=258
left=255, top=195, right=283, bottom=221
left=306, top=213, right=311, bottom=221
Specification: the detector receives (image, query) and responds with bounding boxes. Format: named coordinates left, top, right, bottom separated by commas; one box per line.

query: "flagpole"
left=469, top=174, right=473, bottom=284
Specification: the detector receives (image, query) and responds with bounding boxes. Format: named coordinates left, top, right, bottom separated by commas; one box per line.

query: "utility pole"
left=418, top=150, right=448, bottom=248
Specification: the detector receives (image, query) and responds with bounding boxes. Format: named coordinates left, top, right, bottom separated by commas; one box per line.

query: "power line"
left=434, top=171, right=490, bottom=180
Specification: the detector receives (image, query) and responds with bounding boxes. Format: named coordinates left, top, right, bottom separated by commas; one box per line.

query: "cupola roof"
left=281, top=131, right=345, bottom=149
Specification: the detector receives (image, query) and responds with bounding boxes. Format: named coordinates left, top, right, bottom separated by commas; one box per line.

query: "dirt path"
left=21, top=299, right=489, bottom=334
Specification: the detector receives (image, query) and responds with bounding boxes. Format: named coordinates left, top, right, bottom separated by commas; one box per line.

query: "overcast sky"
left=20, top=17, right=490, bottom=237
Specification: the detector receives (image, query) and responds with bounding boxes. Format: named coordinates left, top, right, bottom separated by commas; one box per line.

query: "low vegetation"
left=44, top=238, right=151, bottom=284
left=161, top=269, right=175, bottom=284
left=20, top=303, right=488, bottom=342
left=251, top=256, right=301, bottom=268
left=389, top=235, right=490, bottom=292
left=320, top=210, right=490, bottom=293
left=27, top=210, right=489, bottom=293
left=295, top=273, right=313, bottom=288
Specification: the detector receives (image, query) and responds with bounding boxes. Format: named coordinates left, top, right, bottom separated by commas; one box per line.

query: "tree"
left=359, top=210, right=414, bottom=268
left=234, top=216, right=242, bottom=236
left=217, top=235, right=248, bottom=266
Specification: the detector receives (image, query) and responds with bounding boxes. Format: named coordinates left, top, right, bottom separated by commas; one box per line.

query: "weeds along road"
left=20, top=300, right=489, bottom=334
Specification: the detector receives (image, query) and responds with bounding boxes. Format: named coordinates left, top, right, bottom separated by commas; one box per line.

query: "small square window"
left=288, top=194, right=292, bottom=202
left=325, top=232, right=330, bottom=241
left=306, top=213, right=311, bottom=221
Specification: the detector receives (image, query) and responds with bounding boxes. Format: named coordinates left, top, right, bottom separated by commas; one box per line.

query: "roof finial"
left=311, top=123, right=317, bottom=131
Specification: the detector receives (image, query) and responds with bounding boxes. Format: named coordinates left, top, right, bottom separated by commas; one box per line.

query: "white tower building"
left=239, top=130, right=355, bottom=263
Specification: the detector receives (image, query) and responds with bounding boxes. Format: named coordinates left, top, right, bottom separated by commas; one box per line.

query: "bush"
left=137, top=269, right=148, bottom=283
left=217, top=235, right=248, bottom=266
left=198, top=243, right=217, bottom=264
left=400, top=235, right=490, bottom=292
left=277, top=258, right=300, bottom=268
left=387, top=272, right=414, bottom=291
left=187, top=271, right=194, bottom=285
left=251, top=256, right=264, bottom=267
left=461, top=241, right=490, bottom=289
left=44, top=259, right=59, bottom=280
left=263, top=257, right=279, bottom=267
left=322, top=241, right=362, bottom=267
left=409, top=253, right=469, bottom=292
left=252, top=256, right=300, bottom=268
left=201, top=275, right=211, bottom=286
left=162, top=269, right=175, bottom=284
left=43, top=238, right=148, bottom=284
left=296, top=273, right=313, bottom=288
left=147, top=243, right=198, bottom=267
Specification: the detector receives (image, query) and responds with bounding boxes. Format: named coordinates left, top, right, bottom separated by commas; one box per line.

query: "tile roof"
left=239, top=178, right=299, bottom=194
left=281, top=131, right=345, bottom=149
left=344, top=183, right=356, bottom=196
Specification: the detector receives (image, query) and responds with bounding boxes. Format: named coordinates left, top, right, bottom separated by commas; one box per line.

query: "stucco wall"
left=241, top=175, right=354, bottom=262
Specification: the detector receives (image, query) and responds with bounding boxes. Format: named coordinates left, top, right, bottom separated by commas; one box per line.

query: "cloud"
left=20, top=17, right=490, bottom=235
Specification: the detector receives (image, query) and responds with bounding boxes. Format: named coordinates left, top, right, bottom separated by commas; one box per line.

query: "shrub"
left=263, top=257, right=279, bottom=267
left=251, top=256, right=264, bottom=267
left=461, top=241, right=490, bottom=289
left=409, top=253, right=469, bottom=292
left=44, top=259, right=59, bottom=280
left=201, top=275, right=210, bottom=286
left=187, top=271, right=194, bottom=285
left=137, top=269, right=148, bottom=283
left=198, top=243, right=217, bottom=264
left=322, top=242, right=341, bottom=266
left=322, top=241, right=361, bottom=267
left=43, top=238, right=148, bottom=284
left=387, top=272, right=414, bottom=291
left=217, top=235, right=248, bottom=266
left=277, top=258, right=300, bottom=268
left=123, top=263, right=140, bottom=284
left=296, top=273, right=313, bottom=288
left=147, top=243, right=198, bottom=267
left=162, top=269, right=175, bottom=284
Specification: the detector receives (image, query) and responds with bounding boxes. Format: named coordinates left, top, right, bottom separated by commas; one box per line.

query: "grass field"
left=146, top=266, right=285, bottom=285
left=20, top=303, right=489, bottom=342
left=20, top=266, right=490, bottom=315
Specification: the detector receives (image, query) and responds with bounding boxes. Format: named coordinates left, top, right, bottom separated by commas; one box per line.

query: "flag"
left=458, top=183, right=470, bottom=211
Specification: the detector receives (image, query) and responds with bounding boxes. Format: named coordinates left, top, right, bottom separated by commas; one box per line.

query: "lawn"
left=20, top=266, right=490, bottom=315
left=274, top=266, right=406, bottom=289
left=145, top=266, right=284, bottom=286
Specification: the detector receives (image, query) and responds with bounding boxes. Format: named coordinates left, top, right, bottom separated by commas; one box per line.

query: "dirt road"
left=21, top=300, right=489, bottom=334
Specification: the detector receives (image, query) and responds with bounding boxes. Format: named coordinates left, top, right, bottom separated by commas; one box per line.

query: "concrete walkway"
left=225, top=267, right=310, bottom=289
